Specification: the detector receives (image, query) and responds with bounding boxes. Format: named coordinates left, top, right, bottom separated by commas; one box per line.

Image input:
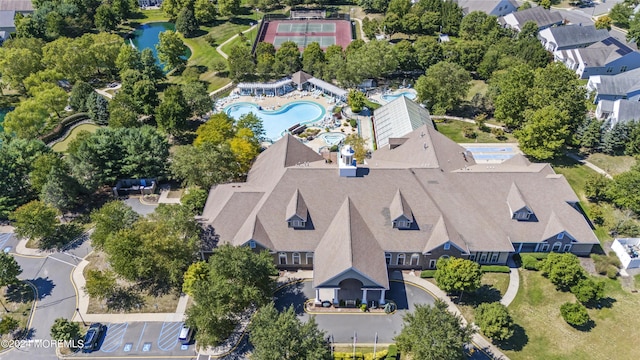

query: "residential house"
left=0, top=10, right=15, bottom=44
left=373, top=96, right=432, bottom=149
left=138, top=0, right=163, bottom=7
left=539, top=25, right=609, bottom=52
left=499, top=6, right=563, bottom=32
left=587, top=67, right=640, bottom=103
left=456, top=0, right=519, bottom=17
left=201, top=101, right=599, bottom=306
left=555, top=37, right=640, bottom=79
left=0, top=0, right=33, bottom=13
left=595, top=99, right=640, bottom=126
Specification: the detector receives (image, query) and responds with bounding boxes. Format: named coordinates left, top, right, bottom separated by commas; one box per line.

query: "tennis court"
left=273, top=35, right=336, bottom=47
left=276, top=22, right=336, bottom=33
left=258, top=19, right=353, bottom=50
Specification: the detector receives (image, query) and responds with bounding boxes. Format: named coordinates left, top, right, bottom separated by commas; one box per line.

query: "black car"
left=82, top=323, right=105, bottom=353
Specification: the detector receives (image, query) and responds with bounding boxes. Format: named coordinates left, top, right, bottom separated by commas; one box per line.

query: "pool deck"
left=219, top=91, right=358, bottom=152
left=369, top=88, right=417, bottom=105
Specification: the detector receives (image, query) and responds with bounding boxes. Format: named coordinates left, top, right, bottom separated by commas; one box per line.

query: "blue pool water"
left=472, top=153, right=515, bottom=160
left=381, top=91, right=417, bottom=102
left=318, top=132, right=346, bottom=146
left=225, top=101, right=326, bottom=141
left=131, top=22, right=191, bottom=69
left=465, top=147, right=513, bottom=153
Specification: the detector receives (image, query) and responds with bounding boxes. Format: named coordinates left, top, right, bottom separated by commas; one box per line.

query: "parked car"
left=82, top=323, right=105, bottom=353
left=178, top=324, right=193, bottom=345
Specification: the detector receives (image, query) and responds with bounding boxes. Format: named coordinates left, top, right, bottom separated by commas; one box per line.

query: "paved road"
left=275, top=279, right=436, bottom=344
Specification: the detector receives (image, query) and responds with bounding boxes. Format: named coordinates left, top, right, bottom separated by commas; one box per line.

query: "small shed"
left=611, top=238, right=640, bottom=269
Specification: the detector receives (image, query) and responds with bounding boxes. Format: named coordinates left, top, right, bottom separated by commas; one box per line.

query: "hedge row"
left=481, top=265, right=510, bottom=273
left=519, top=252, right=549, bottom=260
left=387, top=344, right=398, bottom=359
left=420, top=270, right=436, bottom=278
left=333, top=349, right=388, bottom=360
left=39, top=112, right=90, bottom=144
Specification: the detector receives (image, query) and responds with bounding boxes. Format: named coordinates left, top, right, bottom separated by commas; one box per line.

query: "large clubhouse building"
left=201, top=111, right=599, bottom=305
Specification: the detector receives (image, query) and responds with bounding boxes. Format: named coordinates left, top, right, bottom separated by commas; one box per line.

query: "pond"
left=130, top=22, right=191, bottom=69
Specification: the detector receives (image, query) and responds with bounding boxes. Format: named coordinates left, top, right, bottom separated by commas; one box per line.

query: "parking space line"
left=101, top=323, right=129, bottom=353
left=157, top=322, right=182, bottom=351
left=0, top=233, right=11, bottom=249
left=47, top=255, right=77, bottom=267
left=135, top=322, right=147, bottom=351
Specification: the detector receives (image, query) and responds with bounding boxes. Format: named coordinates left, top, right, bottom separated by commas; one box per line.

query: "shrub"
left=481, top=265, right=510, bottom=273
left=350, top=119, right=358, bottom=128
left=606, top=265, right=618, bottom=279
left=540, top=253, right=586, bottom=291
left=520, top=252, right=549, bottom=260
left=522, top=255, right=540, bottom=270
left=560, top=302, right=590, bottom=327
left=571, top=277, right=605, bottom=305
left=592, top=253, right=621, bottom=277
left=475, top=302, right=515, bottom=341
left=386, top=344, right=398, bottom=359
left=420, top=269, right=436, bottom=278
left=491, top=127, right=507, bottom=140
left=463, top=126, right=477, bottom=139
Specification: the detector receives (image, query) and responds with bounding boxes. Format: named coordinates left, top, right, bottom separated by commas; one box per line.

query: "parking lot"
left=71, top=321, right=197, bottom=359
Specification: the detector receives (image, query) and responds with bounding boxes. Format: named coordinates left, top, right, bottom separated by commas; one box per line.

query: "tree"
left=274, top=41, right=302, bottom=76
left=176, top=7, right=199, bottom=37
left=50, top=318, right=82, bottom=342
left=515, top=106, right=570, bottom=160
left=236, top=113, right=265, bottom=140
left=3, top=100, right=51, bottom=139
left=84, top=269, right=117, bottom=300
left=194, top=0, right=217, bottom=24
left=584, top=173, right=612, bottom=202
left=571, top=277, right=605, bottom=305
left=302, top=42, right=325, bottom=77
left=116, top=44, right=142, bottom=74
left=227, top=44, right=255, bottom=81
left=394, top=40, right=417, bottom=71
left=0, top=316, right=19, bottom=336
left=602, top=121, right=631, bottom=155
left=0, top=252, right=22, bottom=287
left=540, top=253, right=586, bottom=291
left=195, top=113, right=235, bottom=146
left=132, top=79, right=159, bottom=115
left=141, top=48, right=165, bottom=83
left=577, top=117, right=603, bottom=153
left=86, top=92, right=110, bottom=125
left=91, top=201, right=139, bottom=250
left=610, top=3, right=633, bottom=29
left=415, top=61, right=471, bottom=114
left=489, top=64, right=534, bottom=129
left=10, top=200, right=59, bottom=242
left=181, top=187, right=209, bottom=215
left=395, top=299, right=474, bottom=360
left=186, top=245, right=277, bottom=347
left=69, top=81, right=95, bottom=112
left=347, top=90, right=366, bottom=113
left=459, top=11, right=499, bottom=41
left=157, top=30, right=188, bottom=72
left=41, top=164, right=81, bottom=213
left=344, top=134, right=368, bottom=164
left=229, top=128, right=259, bottom=174
left=434, top=257, right=482, bottom=301
left=250, top=303, right=331, bottom=360
left=94, top=4, right=119, bottom=32
left=595, top=15, right=613, bottom=31
left=475, top=302, right=514, bottom=341
left=440, top=0, right=464, bottom=35
left=161, top=0, right=191, bottom=19
left=218, top=0, right=241, bottom=17
left=0, top=46, right=44, bottom=91
left=182, top=81, right=213, bottom=117
left=108, top=95, right=140, bottom=128
left=156, top=85, right=190, bottom=136
left=607, top=166, right=640, bottom=214
left=170, top=143, right=240, bottom=188
left=182, top=261, right=208, bottom=296
left=519, top=1, right=532, bottom=10
left=414, top=36, right=443, bottom=71
left=560, top=302, right=590, bottom=327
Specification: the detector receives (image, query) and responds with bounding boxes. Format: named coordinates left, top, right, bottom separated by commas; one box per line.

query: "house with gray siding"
left=555, top=37, right=640, bottom=79
left=595, top=99, right=640, bottom=126
left=499, top=6, right=563, bottom=32
left=201, top=110, right=599, bottom=306
left=456, top=0, right=518, bottom=17
left=587, top=67, right=640, bottom=103
left=539, top=25, right=609, bottom=52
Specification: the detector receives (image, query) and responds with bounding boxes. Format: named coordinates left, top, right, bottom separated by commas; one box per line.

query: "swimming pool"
left=472, top=153, right=515, bottom=160
left=318, top=132, right=346, bottom=146
left=225, top=101, right=325, bottom=141
left=381, top=91, right=417, bottom=102
left=465, top=147, right=513, bottom=153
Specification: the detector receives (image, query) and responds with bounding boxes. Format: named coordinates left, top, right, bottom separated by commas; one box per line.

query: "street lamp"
left=76, top=308, right=87, bottom=326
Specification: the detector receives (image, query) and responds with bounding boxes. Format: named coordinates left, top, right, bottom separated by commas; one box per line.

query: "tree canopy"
left=434, top=257, right=483, bottom=299
left=416, top=61, right=471, bottom=114
left=474, top=302, right=514, bottom=341
left=0, top=252, right=23, bottom=288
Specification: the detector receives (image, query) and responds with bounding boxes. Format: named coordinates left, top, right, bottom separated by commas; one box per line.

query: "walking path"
left=565, top=152, right=613, bottom=179
left=500, top=258, right=520, bottom=307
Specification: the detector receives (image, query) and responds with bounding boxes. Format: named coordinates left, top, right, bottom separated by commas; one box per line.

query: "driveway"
left=274, top=279, right=436, bottom=344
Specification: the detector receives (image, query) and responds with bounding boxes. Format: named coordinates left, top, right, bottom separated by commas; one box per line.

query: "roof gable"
left=389, top=189, right=412, bottom=223
left=424, top=216, right=467, bottom=253
left=507, top=182, right=531, bottom=214
left=541, top=211, right=568, bottom=241
left=286, top=189, right=308, bottom=222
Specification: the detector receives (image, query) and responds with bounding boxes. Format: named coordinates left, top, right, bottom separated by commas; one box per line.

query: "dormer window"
left=508, top=182, right=535, bottom=221
left=557, top=232, right=564, bottom=240
left=393, top=218, right=412, bottom=229
left=289, top=218, right=306, bottom=229
left=444, top=242, right=451, bottom=250
left=390, top=189, right=415, bottom=230
left=514, top=210, right=531, bottom=220
left=286, top=189, right=309, bottom=229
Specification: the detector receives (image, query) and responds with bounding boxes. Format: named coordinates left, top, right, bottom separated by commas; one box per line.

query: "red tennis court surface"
left=259, top=19, right=353, bottom=50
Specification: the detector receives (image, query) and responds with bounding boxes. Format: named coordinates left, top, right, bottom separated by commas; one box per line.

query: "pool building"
left=200, top=122, right=599, bottom=306
left=373, top=96, right=433, bottom=149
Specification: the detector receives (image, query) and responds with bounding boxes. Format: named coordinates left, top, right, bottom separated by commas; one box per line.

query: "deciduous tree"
left=0, top=252, right=22, bottom=287
left=515, top=106, right=570, bottom=160
left=90, top=201, right=139, bottom=250
left=182, top=81, right=213, bottom=117
left=540, top=253, right=586, bottom=291
left=176, top=7, right=199, bottom=37
left=475, top=302, right=514, bottom=341
left=50, top=318, right=82, bottom=342
left=415, top=61, right=471, bottom=114
left=156, top=85, right=190, bottom=136
left=84, top=269, right=117, bottom=300
left=10, top=200, right=59, bottom=242
left=157, top=30, right=188, bottom=72
left=434, top=257, right=482, bottom=301
left=170, top=143, right=240, bottom=188
left=182, top=261, right=208, bottom=296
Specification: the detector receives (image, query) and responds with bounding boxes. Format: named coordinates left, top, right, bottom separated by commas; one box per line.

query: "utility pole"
left=76, top=308, right=87, bottom=326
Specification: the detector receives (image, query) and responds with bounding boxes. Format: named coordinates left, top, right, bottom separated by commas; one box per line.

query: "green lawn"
left=504, top=269, right=640, bottom=360
left=586, top=153, right=636, bottom=176
left=465, top=80, right=489, bottom=101
left=220, top=27, right=257, bottom=56
left=51, top=123, right=101, bottom=153
left=434, top=119, right=516, bottom=143
left=0, top=283, right=35, bottom=350
left=458, top=272, right=511, bottom=323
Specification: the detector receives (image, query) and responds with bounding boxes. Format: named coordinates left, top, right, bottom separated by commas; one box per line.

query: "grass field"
left=434, top=119, right=516, bottom=143
left=0, top=283, right=35, bottom=349
left=457, top=272, right=511, bottom=324
left=84, top=252, right=180, bottom=314
left=465, top=80, right=489, bottom=101
left=51, top=123, right=101, bottom=153
left=504, top=269, right=640, bottom=360
left=586, top=153, right=636, bottom=176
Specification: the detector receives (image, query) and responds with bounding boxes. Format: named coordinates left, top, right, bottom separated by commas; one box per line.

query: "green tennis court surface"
left=273, top=35, right=336, bottom=47
left=276, top=23, right=337, bottom=33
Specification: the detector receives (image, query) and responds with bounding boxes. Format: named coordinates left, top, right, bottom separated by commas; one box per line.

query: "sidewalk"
left=565, top=152, right=613, bottom=179
left=500, top=258, right=520, bottom=307
left=402, top=272, right=511, bottom=360
left=71, top=258, right=189, bottom=323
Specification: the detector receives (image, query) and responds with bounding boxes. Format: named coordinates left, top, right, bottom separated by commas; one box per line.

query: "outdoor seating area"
left=112, top=178, right=157, bottom=197
left=611, top=238, right=640, bottom=269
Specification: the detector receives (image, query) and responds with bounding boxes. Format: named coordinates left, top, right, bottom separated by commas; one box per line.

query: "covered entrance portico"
left=313, top=268, right=388, bottom=306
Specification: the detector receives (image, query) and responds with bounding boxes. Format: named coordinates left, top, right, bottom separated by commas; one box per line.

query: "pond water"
left=130, top=22, right=191, bottom=69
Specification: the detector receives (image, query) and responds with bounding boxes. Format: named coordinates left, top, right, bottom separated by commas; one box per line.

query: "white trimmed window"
left=469, top=254, right=476, bottom=261
left=410, top=254, right=420, bottom=266
left=540, top=243, right=549, bottom=252
left=479, top=253, right=487, bottom=262
left=490, top=253, right=499, bottom=263
left=552, top=242, right=562, bottom=252
left=292, top=252, right=300, bottom=265
left=306, top=253, right=313, bottom=265
left=563, top=244, right=572, bottom=253
left=429, top=259, right=437, bottom=269
left=397, top=253, right=405, bottom=266
left=279, top=253, right=287, bottom=265
left=385, top=253, right=391, bottom=265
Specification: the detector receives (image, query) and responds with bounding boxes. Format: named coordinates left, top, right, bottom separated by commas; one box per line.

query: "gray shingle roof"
left=507, top=182, right=529, bottom=214
left=457, top=0, right=518, bottom=15
left=203, top=124, right=598, bottom=269
left=0, top=10, right=15, bottom=28
left=544, top=25, right=609, bottom=49
left=389, top=189, right=412, bottom=222
left=576, top=37, right=637, bottom=67
left=0, top=0, right=32, bottom=12
left=285, top=189, right=308, bottom=221
left=509, top=7, right=563, bottom=28
left=592, top=68, right=640, bottom=96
